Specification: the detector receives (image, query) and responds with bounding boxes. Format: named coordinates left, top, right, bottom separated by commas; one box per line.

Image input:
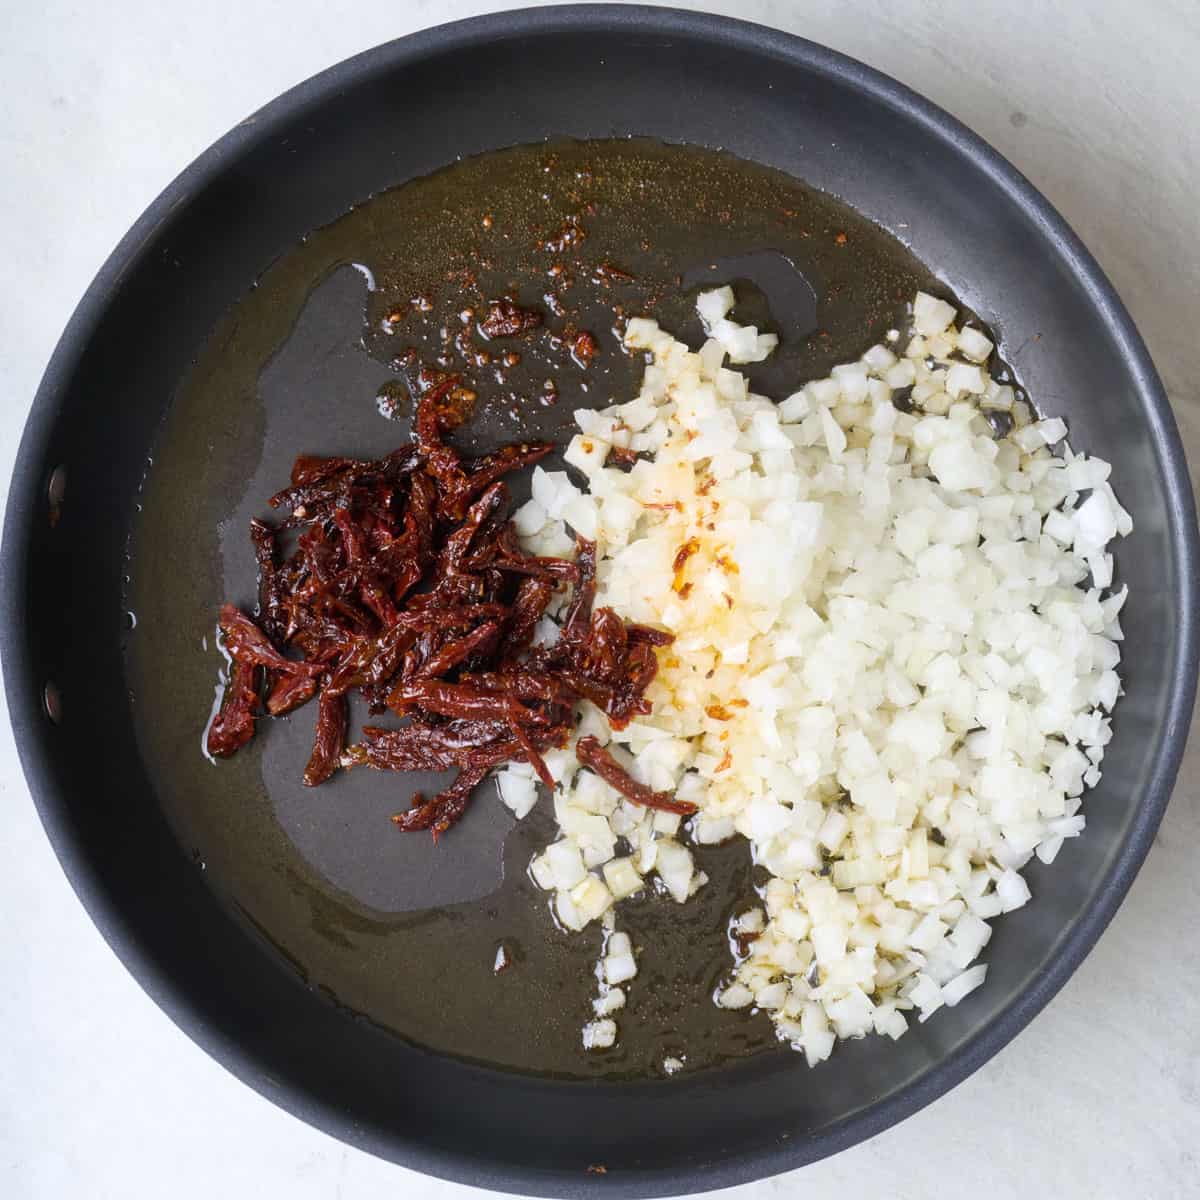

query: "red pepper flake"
left=541, top=216, right=588, bottom=253
left=586, top=1165, right=608, bottom=1176
left=672, top=539, right=700, bottom=592
left=835, top=231, right=848, bottom=245
left=478, top=296, right=542, bottom=339
left=592, top=262, right=635, bottom=286
left=607, top=445, right=640, bottom=469
left=571, top=331, right=600, bottom=368
left=733, top=926, right=761, bottom=956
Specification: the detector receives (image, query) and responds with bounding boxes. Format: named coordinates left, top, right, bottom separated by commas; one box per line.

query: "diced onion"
left=514, top=285, right=1128, bottom=1062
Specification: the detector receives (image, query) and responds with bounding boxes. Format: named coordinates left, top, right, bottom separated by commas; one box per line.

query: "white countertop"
left=3, top=2, right=1198, bottom=1197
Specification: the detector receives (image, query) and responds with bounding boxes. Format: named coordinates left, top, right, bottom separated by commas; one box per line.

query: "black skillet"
left=3, top=7, right=1197, bottom=1196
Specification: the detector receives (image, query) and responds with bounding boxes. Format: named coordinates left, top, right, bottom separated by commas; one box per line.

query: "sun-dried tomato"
left=575, top=737, right=698, bottom=815
left=206, top=659, right=260, bottom=758
left=206, top=379, right=674, bottom=839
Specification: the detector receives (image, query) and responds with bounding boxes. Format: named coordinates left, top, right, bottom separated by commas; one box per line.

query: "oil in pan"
left=126, top=138, right=944, bottom=1079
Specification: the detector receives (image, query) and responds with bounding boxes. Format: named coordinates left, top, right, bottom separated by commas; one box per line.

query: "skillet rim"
left=3, top=5, right=1197, bottom=1194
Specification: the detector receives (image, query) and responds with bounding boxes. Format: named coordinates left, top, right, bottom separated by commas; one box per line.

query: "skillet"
left=3, top=6, right=1197, bottom=1195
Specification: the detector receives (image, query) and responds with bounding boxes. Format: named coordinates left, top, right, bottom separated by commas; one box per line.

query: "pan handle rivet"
left=43, top=681, right=63, bottom=724
left=47, top=465, right=66, bottom=527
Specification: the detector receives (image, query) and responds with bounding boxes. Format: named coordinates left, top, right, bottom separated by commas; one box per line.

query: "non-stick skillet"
left=3, top=7, right=1197, bottom=1196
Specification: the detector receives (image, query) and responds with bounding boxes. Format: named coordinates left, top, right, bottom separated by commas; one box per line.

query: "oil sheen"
left=126, top=139, right=944, bottom=1079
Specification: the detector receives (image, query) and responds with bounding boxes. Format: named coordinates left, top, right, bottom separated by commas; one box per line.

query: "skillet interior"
left=4, top=8, right=1195, bottom=1195
left=126, top=136, right=948, bottom=1079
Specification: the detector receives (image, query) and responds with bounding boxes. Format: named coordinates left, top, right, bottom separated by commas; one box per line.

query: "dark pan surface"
left=4, top=6, right=1197, bottom=1195
left=128, top=138, right=942, bottom=1078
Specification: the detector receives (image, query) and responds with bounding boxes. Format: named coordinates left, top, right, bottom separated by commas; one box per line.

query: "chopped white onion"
left=582, top=1019, right=617, bottom=1049
left=514, top=285, right=1127, bottom=1061
left=941, top=963, right=988, bottom=1006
